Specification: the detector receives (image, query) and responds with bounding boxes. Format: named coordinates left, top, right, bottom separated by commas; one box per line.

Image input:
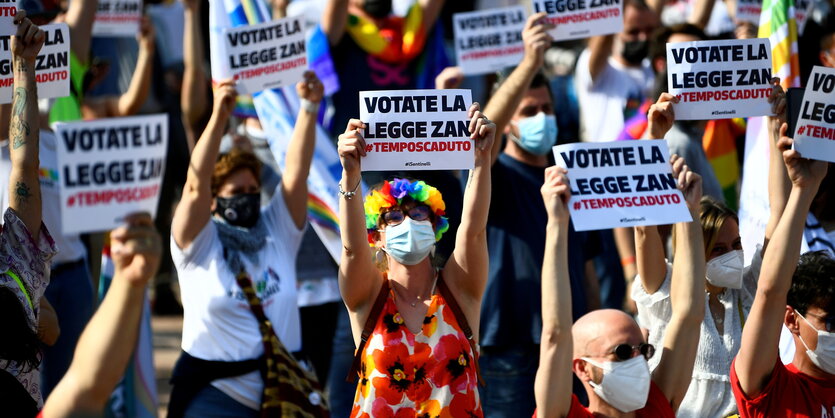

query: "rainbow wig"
left=364, top=178, right=449, bottom=246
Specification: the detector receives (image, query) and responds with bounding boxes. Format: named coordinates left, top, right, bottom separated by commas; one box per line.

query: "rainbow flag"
left=702, top=118, right=746, bottom=210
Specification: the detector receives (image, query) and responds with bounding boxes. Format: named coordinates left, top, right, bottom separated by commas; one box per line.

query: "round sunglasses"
left=381, top=205, right=432, bottom=226
left=609, top=343, right=655, bottom=361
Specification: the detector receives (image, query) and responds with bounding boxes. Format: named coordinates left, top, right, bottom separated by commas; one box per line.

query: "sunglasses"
left=804, top=311, right=835, bottom=333
left=609, top=343, right=655, bottom=361
left=381, top=205, right=432, bottom=226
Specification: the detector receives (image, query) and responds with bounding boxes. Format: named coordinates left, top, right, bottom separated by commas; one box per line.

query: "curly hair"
left=787, top=251, right=835, bottom=315
left=210, top=148, right=262, bottom=197
left=0, top=287, right=41, bottom=373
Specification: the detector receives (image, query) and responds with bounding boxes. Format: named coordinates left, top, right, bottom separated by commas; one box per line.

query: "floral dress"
left=350, top=284, right=482, bottom=418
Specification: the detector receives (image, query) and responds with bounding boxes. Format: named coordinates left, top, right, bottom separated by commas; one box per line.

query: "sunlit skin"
left=503, top=86, right=554, bottom=167
left=614, top=4, right=658, bottom=66
left=786, top=305, right=835, bottom=380
left=210, top=169, right=260, bottom=213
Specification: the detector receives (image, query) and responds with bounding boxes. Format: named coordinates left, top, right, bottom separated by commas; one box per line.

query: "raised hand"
left=111, top=212, right=162, bottom=287
left=777, top=125, right=829, bottom=190
left=467, top=102, right=496, bottom=166
left=338, top=119, right=367, bottom=176
left=647, top=93, right=678, bottom=139
left=767, top=77, right=787, bottom=137
left=541, top=165, right=571, bottom=224
left=296, top=70, right=324, bottom=104
left=435, top=66, right=464, bottom=90
left=212, top=79, right=237, bottom=119
left=671, top=154, right=702, bottom=212
left=137, top=16, right=156, bottom=52
left=11, top=11, right=45, bottom=62
left=522, top=12, right=554, bottom=69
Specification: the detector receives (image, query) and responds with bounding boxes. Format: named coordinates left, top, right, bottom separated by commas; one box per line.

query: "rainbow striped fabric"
left=702, top=118, right=745, bottom=210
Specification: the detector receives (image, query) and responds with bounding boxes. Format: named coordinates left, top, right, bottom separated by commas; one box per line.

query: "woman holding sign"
left=167, top=71, right=325, bottom=417
left=337, top=104, right=494, bottom=416
left=630, top=81, right=791, bottom=417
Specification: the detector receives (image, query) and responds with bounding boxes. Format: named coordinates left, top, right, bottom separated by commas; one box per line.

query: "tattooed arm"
left=8, top=12, right=45, bottom=238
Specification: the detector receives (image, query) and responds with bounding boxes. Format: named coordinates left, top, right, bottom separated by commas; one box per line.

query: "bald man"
left=533, top=156, right=705, bottom=418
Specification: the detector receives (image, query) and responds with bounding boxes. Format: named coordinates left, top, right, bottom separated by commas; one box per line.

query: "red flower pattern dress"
left=350, top=284, right=482, bottom=418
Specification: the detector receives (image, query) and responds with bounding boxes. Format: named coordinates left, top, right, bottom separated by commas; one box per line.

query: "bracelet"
left=621, top=256, right=636, bottom=267
left=338, top=180, right=361, bottom=199
left=300, top=98, right=319, bottom=114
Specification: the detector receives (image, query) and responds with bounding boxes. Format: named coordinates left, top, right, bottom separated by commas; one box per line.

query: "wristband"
left=300, top=98, right=319, bottom=114
left=621, top=256, right=636, bottom=267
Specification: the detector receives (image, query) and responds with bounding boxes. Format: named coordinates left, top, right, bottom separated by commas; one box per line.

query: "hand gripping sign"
left=666, top=38, right=774, bottom=120
left=92, top=0, right=142, bottom=37
left=453, top=6, right=527, bottom=76
left=220, top=15, right=307, bottom=95
left=553, top=140, right=692, bottom=231
left=793, top=66, right=835, bottom=164
left=532, top=0, right=622, bottom=41
left=55, top=114, right=168, bottom=234
left=360, top=89, right=474, bottom=171
left=0, top=23, right=70, bottom=104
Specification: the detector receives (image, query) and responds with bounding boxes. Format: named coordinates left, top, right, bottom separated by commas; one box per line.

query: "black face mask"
left=622, top=40, right=649, bottom=65
left=363, top=0, right=392, bottom=18
left=215, top=193, right=261, bottom=228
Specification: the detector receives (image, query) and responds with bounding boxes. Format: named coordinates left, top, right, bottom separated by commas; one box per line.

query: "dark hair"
left=821, top=31, right=835, bottom=53
left=0, top=287, right=41, bottom=373
left=650, top=23, right=707, bottom=63
left=787, top=251, right=835, bottom=315
left=492, top=71, right=553, bottom=100
left=211, top=148, right=262, bottom=197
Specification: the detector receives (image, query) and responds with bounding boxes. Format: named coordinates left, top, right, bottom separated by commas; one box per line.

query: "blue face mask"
left=383, top=218, right=435, bottom=265
left=511, top=112, right=558, bottom=156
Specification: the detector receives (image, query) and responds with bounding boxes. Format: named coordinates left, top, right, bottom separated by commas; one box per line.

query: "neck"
left=504, top=139, right=548, bottom=167
left=705, top=282, right=726, bottom=295
left=387, top=256, right=435, bottom=296
left=792, top=336, right=835, bottom=380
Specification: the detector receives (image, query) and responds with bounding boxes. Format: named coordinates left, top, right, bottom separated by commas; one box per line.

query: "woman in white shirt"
left=168, top=72, right=322, bottom=417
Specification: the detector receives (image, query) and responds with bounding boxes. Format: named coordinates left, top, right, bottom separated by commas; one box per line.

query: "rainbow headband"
left=364, top=178, right=449, bottom=246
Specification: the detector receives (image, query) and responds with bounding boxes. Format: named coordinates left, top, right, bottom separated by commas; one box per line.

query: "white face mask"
left=383, top=218, right=435, bottom=266
left=581, top=355, right=650, bottom=413
left=705, top=249, right=744, bottom=289
left=795, top=309, right=835, bottom=375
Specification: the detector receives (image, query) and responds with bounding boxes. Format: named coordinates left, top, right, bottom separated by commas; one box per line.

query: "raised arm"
left=64, top=0, right=97, bottom=63
left=8, top=13, right=45, bottom=238
left=534, top=166, right=574, bottom=418
left=181, top=0, right=209, bottom=151
left=646, top=93, right=678, bottom=139
left=42, top=213, right=161, bottom=417
left=687, top=0, right=716, bottom=29
left=110, top=17, right=155, bottom=116
left=652, top=155, right=706, bottom=411
left=443, top=104, right=495, bottom=313
left=588, top=35, right=614, bottom=82
left=634, top=224, right=668, bottom=294
left=418, top=0, right=446, bottom=32
left=763, top=80, right=790, bottom=253
left=733, top=136, right=827, bottom=398
left=38, top=297, right=60, bottom=346
left=171, top=81, right=236, bottom=249
left=484, top=12, right=552, bottom=165
left=281, top=71, right=323, bottom=229
left=322, top=0, right=349, bottom=46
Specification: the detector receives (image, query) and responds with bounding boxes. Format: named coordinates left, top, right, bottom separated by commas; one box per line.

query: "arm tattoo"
left=10, top=87, right=29, bottom=149
left=15, top=181, right=31, bottom=205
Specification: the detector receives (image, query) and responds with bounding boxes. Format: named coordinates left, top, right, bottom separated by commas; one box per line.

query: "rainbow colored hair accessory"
left=364, top=178, right=449, bottom=246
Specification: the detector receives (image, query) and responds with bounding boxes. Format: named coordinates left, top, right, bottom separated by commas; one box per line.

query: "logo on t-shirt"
left=227, top=268, right=281, bottom=301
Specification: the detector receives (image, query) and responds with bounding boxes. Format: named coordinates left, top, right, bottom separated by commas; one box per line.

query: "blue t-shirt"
left=480, top=153, right=596, bottom=348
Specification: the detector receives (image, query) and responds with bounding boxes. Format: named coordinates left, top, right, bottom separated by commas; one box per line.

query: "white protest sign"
left=55, top=114, right=168, bottom=234
left=360, top=89, right=474, bottom=171
left=0, top=23, right=70, bottom=104
left=667, top=38, right=773, bottom=120
left=92, top=0, right=142, bottom=37
left=0, top=1, right=17, bottom=37
left=221, top=16, right=307, bottom=95
left=735, top=0, right=761, bottom=25
left=793, top=66, right=835, bottom=163
left=453, top=6, right=526, bottom=75
left=533, top=0, right=622, bottom=41
left=553, top=140, right=692, bottom=231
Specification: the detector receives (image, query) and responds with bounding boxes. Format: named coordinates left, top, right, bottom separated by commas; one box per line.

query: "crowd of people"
left=0, top=0, right=833, bottom=417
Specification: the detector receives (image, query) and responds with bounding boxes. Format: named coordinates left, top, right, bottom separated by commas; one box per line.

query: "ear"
left=784, top=305, right=800, bottom=335
left=572, top=358, right=592, bottom=383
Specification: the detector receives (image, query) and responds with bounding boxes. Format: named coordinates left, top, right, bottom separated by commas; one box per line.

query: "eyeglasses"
left=609, top=343, right=655, bottom=361
left=381, top=205, right=432, bottom=226
left=804, top=311, right=835, bottom=333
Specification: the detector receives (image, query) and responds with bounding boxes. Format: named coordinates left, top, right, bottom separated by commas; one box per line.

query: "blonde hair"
left=699, top=196, right=738, bottom=258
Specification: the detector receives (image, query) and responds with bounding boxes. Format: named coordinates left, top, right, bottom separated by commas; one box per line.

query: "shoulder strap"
left=7, top=270, right=32, bottom=310
left=436, top=273, right=485, bottom=386
left=346, top=278, right=391, bottom=383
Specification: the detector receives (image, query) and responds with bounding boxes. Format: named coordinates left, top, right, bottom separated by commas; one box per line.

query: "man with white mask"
left=533, top=155, right=706, bottom=418
left=731, top=133, right=835, bottom=415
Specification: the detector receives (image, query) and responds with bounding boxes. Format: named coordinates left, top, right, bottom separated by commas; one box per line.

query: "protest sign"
left=793, top=66, right=835, bottom=163
left=0, top=23, right=69, bottom=104
left=220, top=16, right=307, bottom=95
left=735, top=0, right=762, bottom=25
left=359, top=89, right=473, bottom=171
left=92, top=0, right=142, bottom=37
left=0, top=0, right=16, bottom=37
left=553, top=140, right=692, bottom=231
left=666, top=38, right=773, bottom=120
left=55, top=114, right=168, bottom=235
left=453, top=6, right=526, bottom=75
left=533, top=0, right=622, bottom=41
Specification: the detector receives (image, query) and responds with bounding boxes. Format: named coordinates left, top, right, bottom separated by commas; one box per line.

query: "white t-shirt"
left=171, top=184, right=305, bottom=410
left=0, top=132, right=87, bottom=265
left=575, top=48, right=654, bottom=142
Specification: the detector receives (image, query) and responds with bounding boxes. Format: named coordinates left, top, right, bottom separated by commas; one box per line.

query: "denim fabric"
left=479, top=346, right=539, bottom=418
left=40, top=259, right=94, bottom=398
left=184, top=385, right=259, bottom=418
left=326, top=307, right=357, bottom=418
